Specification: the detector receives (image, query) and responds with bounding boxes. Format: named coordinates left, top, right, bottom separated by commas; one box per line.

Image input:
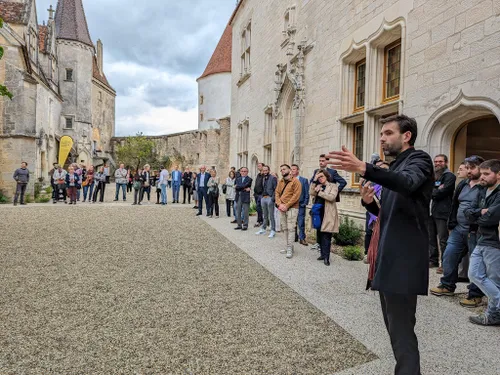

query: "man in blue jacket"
left=196, top=165, right=211, bottom=216
left=171, top=165, right=182, bottom=203
left=291, top=164, right=310, bottom=246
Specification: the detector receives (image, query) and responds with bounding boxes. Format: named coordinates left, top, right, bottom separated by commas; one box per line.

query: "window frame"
left=65, top=68, right=74, bottom=82
left=351, top=122, right=364, bottom=186
left=354, top=59, right=366, bottom=113
left=383, top=39, right=402, bottom=103
left=64, top=116, right=74, bottom=129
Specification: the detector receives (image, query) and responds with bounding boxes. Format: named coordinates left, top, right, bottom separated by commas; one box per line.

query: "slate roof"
left=197, top=24, right=232, bottom=80
left=54, top=0, right=93, bottom=47
left=93, top=55, right=115, bottom=92
left=38, top=25, right=48, bottom=53
left=0, top=1, right=27, bottom=24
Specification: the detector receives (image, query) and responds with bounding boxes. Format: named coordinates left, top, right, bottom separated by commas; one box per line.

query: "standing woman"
left=192, top=172, right=198, bottom=209
left=140, top=164, right=152, bottom=204
left=225, top=170, right=236, bottom=218
left=309, top=169, right=339, bottom=266
left=83, top=165, right=95, bottom=202
left=92, top=166, right=107, bottom=203
left=66, top=166, right=80, bottom=204
left=132, top=169, right=143, bottom=205
left=207, top=169, right=220, bottom=218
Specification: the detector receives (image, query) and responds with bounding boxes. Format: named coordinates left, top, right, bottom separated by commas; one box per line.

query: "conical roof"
left=55, top=0, right=93, bottom=47
left=197, top=24, right=232, bottom=81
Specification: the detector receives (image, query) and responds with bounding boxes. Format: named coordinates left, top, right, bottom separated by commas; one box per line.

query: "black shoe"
left=429, top=262, right=439, bottom=268
left=458, top=277, right=470, bottom=283
left=234, top=226, right=242, bottom=230
left=317, top=256, right=325, bottom=261
left=324, top=259, right=330, bottom=266
left=113, top=199, right=118, bottom=201
left=242, top=227, right=248, bottom=231
left=13, top=203, right=17, bottom=206
left=196, top=212, right=202, bottom=216
left=132, top=203, right=137, bottom=205
left=231, top=220, right=237, bottom=224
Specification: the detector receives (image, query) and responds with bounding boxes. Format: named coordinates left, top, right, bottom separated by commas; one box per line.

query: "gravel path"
left=0, top=203, right=375, bottom=374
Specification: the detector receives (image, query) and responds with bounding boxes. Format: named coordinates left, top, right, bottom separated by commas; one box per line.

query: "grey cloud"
left=143, top=80, right=197, bottom=111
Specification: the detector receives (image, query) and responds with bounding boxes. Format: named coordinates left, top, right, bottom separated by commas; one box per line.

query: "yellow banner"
left=58, top=136, right=74, bottom=166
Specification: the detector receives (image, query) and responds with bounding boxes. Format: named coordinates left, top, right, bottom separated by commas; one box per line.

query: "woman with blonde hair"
left=309, top=169, right=339, bottom=266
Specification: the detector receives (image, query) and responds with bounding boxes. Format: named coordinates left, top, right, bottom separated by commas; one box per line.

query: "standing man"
left=429, top=154, right=456, bottom=269
left=275, top=164, right=302, bottom=259
left=171, top=165, right=182, bottom=203
left=310, top=154, right=347, bottom=251
left=196, top=165, right=210, bottom=216
left=253, top=162, right=264, bottom=228
left=49, top=162, right=58, bottom=201
left=234, top=167, right=253, bottom=231
left=159, top=165, right=169, bottom=205
left=114, top=163, right=128, bottom=202
left=103, top=163, right=110, bottom=184
left=328, top=114, right=434, bottom=375
left=256, top=165, right=278, bottom=238
left=465, top=159, right=500, bottom=326
left=182, top=167, right=193, bottom=204
left=53, top=165, right=68, bottom=203
left=291, top=164, right=310, bottom=246
left=13, top=162, right=30, bottom=206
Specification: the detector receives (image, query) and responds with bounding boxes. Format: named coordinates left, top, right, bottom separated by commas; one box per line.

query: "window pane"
left=65, top=117, right=73, bottom=129
left=353, top=123, right=364, bottom=183
left=355, top=62, right=366, bottom=109
left=386, top=43, right=401, bottom=99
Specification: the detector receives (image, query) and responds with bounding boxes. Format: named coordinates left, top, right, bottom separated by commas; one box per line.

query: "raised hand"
left=360, top=181, right=375, bottom=204
left=326, top=146, right=366, bottom=175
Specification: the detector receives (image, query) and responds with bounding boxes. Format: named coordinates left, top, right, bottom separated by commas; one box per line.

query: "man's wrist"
left=358, top=162, right=367, bottom=176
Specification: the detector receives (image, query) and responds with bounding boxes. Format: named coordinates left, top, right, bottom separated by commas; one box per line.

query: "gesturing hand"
left=326, top=146, right=366, bottom=175
left=314, top=185, right=322, bottom=193
left=481, top=208, right=489, bottom=215
left=360, top=181, right=375, bottom=204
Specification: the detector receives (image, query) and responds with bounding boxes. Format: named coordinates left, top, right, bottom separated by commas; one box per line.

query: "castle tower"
left=197, top=24, right=232, bottom=131
left=54, top=0, right=94, bottom=164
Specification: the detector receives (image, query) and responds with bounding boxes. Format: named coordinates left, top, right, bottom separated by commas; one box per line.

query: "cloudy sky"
left=36, top=0, right=236, bottom=136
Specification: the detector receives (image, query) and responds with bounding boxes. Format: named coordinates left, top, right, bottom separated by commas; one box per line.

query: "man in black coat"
left=328, top=114, right=434, bottom=375
left=196, top=165, right=211, bottom=216
left=429, top=154, right=456, bottom=268
left=253, top=163, right=264, bottom=227
left=234, top=167, right=253, bottom=230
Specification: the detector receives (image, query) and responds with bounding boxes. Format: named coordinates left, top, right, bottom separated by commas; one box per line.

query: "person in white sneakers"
left=275, top=164, right=302, bottom=258
left=256, top=165, right=278, bottom=238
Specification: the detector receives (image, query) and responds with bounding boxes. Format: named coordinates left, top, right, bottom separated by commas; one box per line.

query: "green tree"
left=0, top=18, right=13, bottom=99
left=116, top=133, right=157, bottom=171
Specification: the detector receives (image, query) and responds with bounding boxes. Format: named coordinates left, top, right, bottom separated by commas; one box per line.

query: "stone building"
left=0, top=0, right=115, bottom=197
left=229, top=0, right=500, bottom=223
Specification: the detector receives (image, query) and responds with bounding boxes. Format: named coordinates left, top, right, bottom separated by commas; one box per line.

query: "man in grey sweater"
left=13, top=162, right=30, bottom=205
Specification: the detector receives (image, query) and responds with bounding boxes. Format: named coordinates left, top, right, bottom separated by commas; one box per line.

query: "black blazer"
left=235, top=176, right=253, bottom=203
left=363, top=148, right=434, bottom=296
left=431, top=169, right=456, bottom=220
left=196, top=172, right=211, bottom=189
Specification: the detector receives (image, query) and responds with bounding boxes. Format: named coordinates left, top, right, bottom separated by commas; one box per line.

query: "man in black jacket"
left=234, top=167, right=253, bottom=230
left=464, top=159, right=500, bottom=326
left=328, top=114, right=434, bottom=375
left=429, top=154, right=456, bottom=268
left=253, top=163, right=264, bottom=227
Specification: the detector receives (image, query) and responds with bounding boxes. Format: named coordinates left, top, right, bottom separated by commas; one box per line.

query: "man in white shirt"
left=114, top=163, right=129, bottom=201
left=159, top=166, right=170, bottom=205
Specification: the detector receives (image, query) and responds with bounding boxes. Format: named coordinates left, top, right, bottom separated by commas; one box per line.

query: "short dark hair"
left=464, top=155, right=485, bottom=167
left=21, top=161, right=28, bottom=166
left=479, top=159, right=500, bottom=174
left=291, top=164, right=299, bottom=169
left=435, top=154, right=448, bottom=163
left=240, top=166, right=248, bottom=171
left=319, top=154, right=329, bottom=160
left=280, top=164, right=291, bottom=169
left=380, top=114, right=418, bottom=146
left=316, top=168, right=331, bottom=181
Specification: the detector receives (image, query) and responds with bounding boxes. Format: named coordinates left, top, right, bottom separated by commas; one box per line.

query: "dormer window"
left=65, top=69, right=73, bottom=81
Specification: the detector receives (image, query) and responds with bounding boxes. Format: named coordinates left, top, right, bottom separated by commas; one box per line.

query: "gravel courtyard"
left=0, top=203, right=375, bottom=374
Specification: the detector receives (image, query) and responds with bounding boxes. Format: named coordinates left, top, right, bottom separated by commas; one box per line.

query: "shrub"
left=0, top=191, right=8, bottom=204
left=24, top=194, right=33, bottom=203
left=249, top=201, right=257, bottom=215
left=342, top=245, right=364, bottom=261
left=34, top=182, right=42, bottom=199
left=45, top=186, right=53, bottom=194
left=35, top=196, right=51, bottom=203
left=333, top=216, right=362, bottom=246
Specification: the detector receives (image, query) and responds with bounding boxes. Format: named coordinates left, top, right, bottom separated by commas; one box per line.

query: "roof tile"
left=0, top=1, right=26, bottom=24
left=55, top=0, right=93, bottom=47
left=198, top=24, right=232, bottom=80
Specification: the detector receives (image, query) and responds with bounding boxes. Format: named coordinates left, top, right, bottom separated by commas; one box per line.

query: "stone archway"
left=422, top=91, right=500, bottom=168
left=274, top=77, right=296, bottom=168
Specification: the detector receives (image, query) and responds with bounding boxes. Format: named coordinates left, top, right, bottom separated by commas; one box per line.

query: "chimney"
left=97, top=39, right=103, bottom=75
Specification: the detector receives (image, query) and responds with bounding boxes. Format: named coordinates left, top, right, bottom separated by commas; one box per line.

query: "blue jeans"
left=197, top=187, right=208, bottom=214
left=297, top=205, right=306, bottom=240
left=172, top=181, right=181, bottom=202
left=440, top=228, right=476, bottom=292
left=115, top=183, right=127, bottom=200
left=160, top=184, right=167, bottom=204
left=469, top=245, right=500, bottom=320
left=83, top=183, right=94, bottom=201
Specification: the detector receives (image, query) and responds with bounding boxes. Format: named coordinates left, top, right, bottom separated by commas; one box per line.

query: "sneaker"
left=286, top=248, right=293, bottom=259
left=280, top=248, right=287, bottom=254
left=430, top=285, right=454, bottom=296
left=256, top=229, right=266, bottom=235
left=363, top=254, right=369, bottom=264
left=311, top=243, right=320, bottom=250
left=436, top=267, right=443, bottom=274
left=469, top=313, right=500, bottom=326
left=268, top=231, right=276, bottom=238
left=460, top=297, right=483, bottom=308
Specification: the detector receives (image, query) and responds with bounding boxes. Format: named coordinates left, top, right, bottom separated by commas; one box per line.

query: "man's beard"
left=282, top=172, right=290, bottom=178
left=469, top=172, right=481, bottom=181
left=382, top=141, right=403, bottom=157
left=435, top=166, right=446, bottom=180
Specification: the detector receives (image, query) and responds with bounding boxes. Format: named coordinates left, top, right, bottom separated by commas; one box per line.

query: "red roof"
left=0, top=1, right=26, bottom=24
left=92, top=56, right=115, bottom=92
left=38, top=25, right=48, bottom=53
left=197, top=24, right=232, bottom=80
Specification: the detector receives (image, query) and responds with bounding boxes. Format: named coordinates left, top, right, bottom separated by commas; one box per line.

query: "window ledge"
left=366, top=100, right=401, bottom=116
left=237, top=72, right=251, bottom=87
left=339, top=112, right=364, bottom=124
left=63, top=128, right=73, bottom=130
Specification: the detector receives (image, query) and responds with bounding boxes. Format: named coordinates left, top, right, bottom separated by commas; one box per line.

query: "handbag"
left=222, top=184, right=227, bottom=194
left=310, top=203, right=324, bottom=229
left=133, top=181, right=141, bottom=190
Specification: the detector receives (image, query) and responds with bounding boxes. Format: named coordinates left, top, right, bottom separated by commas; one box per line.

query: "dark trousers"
left=318, top=231, right=332, bottom=261
left=156, top=188, right=161, bottom=203
left=428, top=216, right=449, bottom=265
left=198, top=187, right=209, bottom=214
left=183, top=185, right=191, bottom=204
left=380, top=292, right=421, bottom=375
left=14, top=183, right=27, bottom=204
left=208, top=193, right=219, bottom=216
left=364, top=212, right=373, bottom=255
left=93, top=182, right=105, bottom=202
left=140, top=186, right=151, bottom=202
left=127, top=183, right=133, bottom=193
left=133, top=189, right=140, bottom=204
left=226, top=199, right=234, bottom=217
left=67, top=186, right=77, bottom=202
left=255, top=194, right=263, bottom=223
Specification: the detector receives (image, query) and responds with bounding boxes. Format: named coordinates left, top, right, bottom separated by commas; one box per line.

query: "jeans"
left=297, top=205, right=306, bottom=240
left=83, top=183, right=94, bottom=201
left=160, top=184, right=167, bottom=204
left=115, top=183, right=127, bottom=200
left=261, top=197, right=276, bottom=231
left=208, top=193, right=219, bottom=216
left=281, top=208, right=298, bottom=249
left=236, top=198, right=249, bottom=228
left=318, top=231, right=333, bottom=261
left=197, top=187, right=209, bottom=214
left=469, top=245, right=500, bottom=321
left=255, top=194, right=263, bottom=223
left=172, top=181, right=181, bottom=202
left=428, top=216, right=449, bottom=265
left=440, top=228, right=476, bottom=291
left=14, top=183, right=27, bottom=204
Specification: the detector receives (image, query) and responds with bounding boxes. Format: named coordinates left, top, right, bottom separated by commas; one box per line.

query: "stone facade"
left=0, top=0, right=116, bottom=198
left=229, top=0, right=500, bottom=224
